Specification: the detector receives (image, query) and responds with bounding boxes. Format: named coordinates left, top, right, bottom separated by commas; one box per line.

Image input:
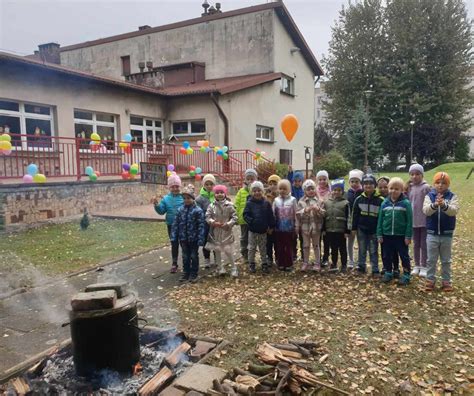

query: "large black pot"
left=69, top=293, right=141, bottom=376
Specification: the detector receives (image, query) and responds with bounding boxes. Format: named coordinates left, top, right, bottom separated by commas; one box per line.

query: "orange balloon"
left=281, top=114, right=299, bottom=142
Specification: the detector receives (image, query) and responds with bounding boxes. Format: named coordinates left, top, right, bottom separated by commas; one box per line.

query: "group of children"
left=154, top=164, right=459, bottom=291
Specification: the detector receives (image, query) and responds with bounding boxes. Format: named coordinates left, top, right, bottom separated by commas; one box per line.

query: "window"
left=280, top=75, right=295, bottom=96
left=280, top=149, right=293, bottom=165
left=256, top=125, right=274, bottom=142
left=0, top=99, right=54, bottom=149
left=121, top=55, right=131, bottom=76
left=129, top=116, right=163, bottom=151
left=74, top=110, right=117, bottom=150
left=172, top=120, right=206, bottom=136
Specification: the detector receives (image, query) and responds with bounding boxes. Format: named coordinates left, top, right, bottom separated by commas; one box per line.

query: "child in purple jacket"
left=406, top=164, right=431, bottom=277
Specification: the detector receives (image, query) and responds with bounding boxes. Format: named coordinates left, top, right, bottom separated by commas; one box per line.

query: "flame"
left=133, top=362, right=142, bottom=376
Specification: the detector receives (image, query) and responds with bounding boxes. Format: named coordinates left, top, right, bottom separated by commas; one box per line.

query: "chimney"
left=201, top=0, right=209, bottom=16
left=138, top=62, right=145, bottom=72
left=215, top=3, right=222, bottom=12
left=146, top=61, right=153, bottom=71
left=38, top=42, right=61, bottom=64
left=138, top=25, right=151, bottom=31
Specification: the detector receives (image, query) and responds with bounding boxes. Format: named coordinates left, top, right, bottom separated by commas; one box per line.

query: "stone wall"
left=0, top=180, right=168, bottom=231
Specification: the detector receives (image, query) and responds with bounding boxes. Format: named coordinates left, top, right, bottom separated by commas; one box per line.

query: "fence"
left=0, top=134, right=270, bottom=186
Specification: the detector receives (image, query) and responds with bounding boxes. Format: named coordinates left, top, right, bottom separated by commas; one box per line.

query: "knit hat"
left=293, top=171, right=304, bottom=181
left=202, top=174, right=216, bottom=185
left=167, top=173, right=182, bottom=187
left=349, top=169, right=364, bottom=182
left=433, top=172, right=451, bottom=187
left=250, top=181, right=264, bottom=192
left=267, top=174, right=281, bottom=184
left=409, top=163, right=424, bottom=174
left=362, top=174, right=377, bottom=186
left=278, top=179, right=291, bottom=191
left=377, top=176, right=390, bottom=185
left=244, top=168, right=258, bottom=179
left=331, top=179, right=345, bottom=191
left=213, top=184, right=228, bottom=195
left=316, top=170, right=329, bottom=179
left=302, top=179, right=316, bottom=190
left=181, top=184, right=195, bottom=199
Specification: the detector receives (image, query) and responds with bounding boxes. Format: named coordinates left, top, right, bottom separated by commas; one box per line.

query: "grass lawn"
left=0, top=219, right=168, bottom=290
left=169, top=162, right=474, bottom=394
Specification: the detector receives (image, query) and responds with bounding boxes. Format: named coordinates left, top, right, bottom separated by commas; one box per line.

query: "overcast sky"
left=0, top=0, right=473, bottom=63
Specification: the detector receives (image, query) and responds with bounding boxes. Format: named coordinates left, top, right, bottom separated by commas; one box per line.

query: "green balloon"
left=189, top=170, right=196, bottom=177
left=130, top=167, right=138, bottom=175
left=89, top=173, right=98, bottom=182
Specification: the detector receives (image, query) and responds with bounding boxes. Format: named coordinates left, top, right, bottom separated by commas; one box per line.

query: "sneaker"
left=348, top=261, right=354, bottom=269
left=340, top=266, right=347, bottom=273
left=301, top=263, right=309, bottom=272
left=441, top=281, right=453, bottom=292
left=248, top=263, right=256, bottom=273
left=285, top=266, right=294, bottom=272
left=231, top=267, right=239, bottom=278
left=170, top=264, right=178, bottom=273
left=278, top=266, right=285, bottom=271
left=424, top=280, right=435, bottom=292
left=419, top=267, right=428, bottom=278
left=218, top=266, right=227, bottom=276
left=321, top=260, right=329, bottom=267
left=179, top=273, right=189, bottom=282
left=312, top=263, right=321, bottom=272
left=204, top=258, right=211, bottom=269
left=411, top=266, right=421, bottom=276
left=189, top=275, right=198, bottom=283
left=398, top=273, right=411, bottom=286
left=381, top=272, right=393, bottom=283
left=262, top=265, right=270, bottom=274
left=329, top=264, right=338, bottom=273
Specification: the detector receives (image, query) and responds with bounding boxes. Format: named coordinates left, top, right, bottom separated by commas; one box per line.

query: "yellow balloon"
left=91, top=132, right=101, bottom=141
left=0, top=141, right=12, bottom=150
left=186, top=148, right=193, bottom=155
left=119, top=142, right=128, bottom=148
left=33, top=173, right=47, bottom=183
left=0, top=134, right=11, bottom=142
left=281, top=114, right=299, bottom=142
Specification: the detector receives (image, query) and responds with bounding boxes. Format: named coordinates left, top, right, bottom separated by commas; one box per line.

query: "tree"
left=313, top=123, right=334, bottom=157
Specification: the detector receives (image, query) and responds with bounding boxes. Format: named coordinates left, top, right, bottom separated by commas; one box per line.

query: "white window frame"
left=0, top=99, right=55, bottom=151
left=129, top=115, right=163, bottom=151
left=256, top=125, right=274, bottom=143
left=74, top=109, right=117, bottom=152
left=280, top=75, right=295, bottom=96
left=171, top=119, right=206, bottom=137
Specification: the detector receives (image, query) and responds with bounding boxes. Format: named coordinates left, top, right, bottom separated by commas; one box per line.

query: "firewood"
left=164, top=342, right=191, bottom=367
left=221, top=384, right=237, bottom=396
left=289, top=366, right=350, bottom=395
left=275, top=371, right=290, bottom=396
left=10, top=377, right=30, bottom=394
left=273, top=348, right=302, bottom=360
left=223, top=379, right=256, bottom=395
left=233, top=367, right=257, bottom=378
left=248, top=363, right=274, bottom=376
left=255, top=392, right=276, bottom=396
left=256, top=343, right=292, bottom=365
left=207, top=390, right=225, bottom=396
left=288, top=339, right=319, bottom=349
left=213, top=379, right=225, bottom=393
left=235, top=375, right=261, bottom=388
left=270, top=343, right=309, bottom=357
left=138, top=366, right=174, bottom=395
left=287, top=378, right=303, bottom=395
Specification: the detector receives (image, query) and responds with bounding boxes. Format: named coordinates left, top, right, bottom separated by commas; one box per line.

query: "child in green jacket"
left=376, top=177, right=413, bottom=285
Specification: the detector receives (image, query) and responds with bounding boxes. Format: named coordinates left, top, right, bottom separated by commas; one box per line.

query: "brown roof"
left=0, top=51, right=281, bottom=97
left=59, top=2, right=323, bottom=76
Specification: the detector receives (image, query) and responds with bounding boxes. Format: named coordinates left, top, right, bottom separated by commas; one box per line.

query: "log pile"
left=209, top=340, right=349, bottom=395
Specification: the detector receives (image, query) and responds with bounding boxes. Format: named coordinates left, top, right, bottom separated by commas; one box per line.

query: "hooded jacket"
left=195, top=187, right=215, bottom=213
left=235, top=186, right=250, bottom=225
left=423, top=189, right=459, bottom=236
left=170, top=203, right=205, bottom=245
left=154, top=193, right=184, bottom=226
left=205, top=199, right=237, bottom=250
left=376, top=194, right=413, bottom=238
left=407, top=181, right=430, bottom=228
left=243, top=197, right=276, bottom=234
left=352, top=191, right=384, bottom=234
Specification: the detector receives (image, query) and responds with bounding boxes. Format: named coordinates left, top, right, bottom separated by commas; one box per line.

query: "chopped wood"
left=10, top=377, right=30, bottom=394
left=207, top=390, right=225, bottom=396
left=288, top=378, right=303, bottom=395
left=256, top=343, right=292, bottom=365
left=223, top=379, right=256, bottom=395
left=165, top=342, right=191, bottom=367
left=318, top=354, right=329, bottom=364
left=289, top=366, right=350, bottom=396
left=235, top=375, right=261, bottom=388
left=138, top=366, right=174, bottom=396
left=288, top=339, right=319, bottom=349
left=270, top=343, right=310, bottom=357
left=233, top=367, right=257, bottom=378
left=213, top=379, right=225, bottom=393
left=221, top=384, right=237, bottom=396
left=275, top=371, right=290, bottom=396
left=248, top=363, right=274, bottom=376
left=197, top=340, right=231, bottom=365
left=274, top=349, right=303, bottom=360
left=27, top=356, right=48, bottom=377
left=189, top=341, right=216, bottom=362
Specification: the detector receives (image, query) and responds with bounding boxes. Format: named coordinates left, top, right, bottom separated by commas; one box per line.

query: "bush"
left=313, top=150, right=352, bottom=179
left=255, top=161, right=290, bottom=182
left=275, top=162, right=289, bottom=179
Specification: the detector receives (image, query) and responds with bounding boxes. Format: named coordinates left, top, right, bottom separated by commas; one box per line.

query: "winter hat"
left=213, top=184, right=228, bottom=195
left=388, top=177, right=404, bottom=190
left=202, top=174, right=216, bottom=185
left=302, top=179, right=316, bottom=190
left=167, top=173, right=182, bottom=187
left=362, top=174, right=377, bottom=186
left=349, top=169, right=364, bottom=182
left=244, top=168, right=258, bottom=179
left=293, top=171, right=304, bottom=181
left=278, top=179, right=291, bottom=191
left=267, top=174, right=281, bottom=184
left=316, top=170, right=329, bottom=179
left=181, top=184, right=195, bottom=199
left=409, top=163, right=424, bottom=174
left=433, top=172, right=451, bottom=187
left=377, top=176, right=390, bottom=185
left=250, top=181, right=264, bottom=192
left=331, top=179, right=345, bottom=191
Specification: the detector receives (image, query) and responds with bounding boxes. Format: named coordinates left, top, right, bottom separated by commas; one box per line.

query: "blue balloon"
left=205, top=147, right=211, bottom=153
left=124, top=133, right=132, bottom=143
left=195, top=167, right=202, bottom=174
left=217, top=149, right=223, bottom=156
left=183, top=141, right=190, bottom=149
left=27, top=163, right=38, bottom=176
left=222, top=146, right=228, bottom=153
left=85, top=166, right=94, bottom=176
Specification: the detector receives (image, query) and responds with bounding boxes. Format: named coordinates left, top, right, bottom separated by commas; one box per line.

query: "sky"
left=0, top=0, right=473, bottom=63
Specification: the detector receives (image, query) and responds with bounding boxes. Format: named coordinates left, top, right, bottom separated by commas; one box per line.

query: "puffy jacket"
left=235, top=186, right=250, bottom=225
left=352, top=192, right=384, bottom=234
left=243, top=197, right=276, bottom=234
left=376, top=194, right=413, bottom=238
left=423, top=189, right=459, bottom=236
left=287, top=171, right=305, bottom=201
left=407, top=181, right=430, bottom=228
left=170, top=203, right=205, bottom=245
left=296, top=196, right=325, bottom=234
left=324, top=197, right=350, bottom=234
left=205, top=199, right=237, bottom=249
left=196, top=187, right=215, bottom=213
left=273, top=195, right=298, bottom=232
left=154, top=193, right=184, bottom=225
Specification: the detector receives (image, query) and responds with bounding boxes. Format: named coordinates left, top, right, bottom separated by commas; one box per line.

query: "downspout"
left=210, top=93, right=229, bottom=148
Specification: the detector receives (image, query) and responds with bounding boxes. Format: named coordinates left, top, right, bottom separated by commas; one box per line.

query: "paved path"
left=0, top=240, right=241, bottom=378
left=92, top=204, right=165, bottom=221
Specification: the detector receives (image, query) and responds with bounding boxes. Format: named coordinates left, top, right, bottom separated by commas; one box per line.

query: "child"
left=196, top=174, right=216, bottom=268
left=423, top=172, right=459, bottom=292
left=351, top=174, right=384, bottom=275
left=287, top=168, right=304, bottom=261
left=377, top=177, right=413, bottom=285
left=407, top=164, right=431, bottom=277
left=347, top=169, right=364, bottom=269
left=323, top=179, right=350, bottom=272
left=265, top=174, right=281, bottom=266
left=243, top=181, right=276, bottom=273
left=273, top=179, right=298, bottom=271
left=170, top=185, right=205, bottom=283
left=315, top=170, right=331, bottom=266
left=235, top=169, right=258, bottom=264
left=296, top=179, right=325, bottom=271
left=205, top=185, right=238, bottom=277
left=154, top=173, right=184, bottom=273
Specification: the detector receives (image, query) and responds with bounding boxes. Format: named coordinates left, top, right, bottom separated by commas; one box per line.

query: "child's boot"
left=262, top=263, right=270, bottom=274
left=419, top=267, right=428, bottom=278
left=424, top=279, right=435, bottom=292
left=411, top=266, right=420, bottom=276
left=204, top=257, right=211, bottom=269
left=441, top=281, right=453, bottom=292
left=381, top=272, right=393, bottom=283
left=249, top=263, right=256, bottom=273
left=340, top=265, right=347, bottom=273
left=397, top=272, right=411, bottom=286
left=393, top=271, right=400, bottom=279
left=329, top=263, right=338, bottom=273
left=218, top=265, right=227, bottom=276
left=170, top=263, right=178, bottom=273
left=312, top=262, right=321, bottom=272
left=231, top=266, right=239, bottom=278
left=179, top=272, right=189, bottom=282
left=301, top=262, right=309, bottom=272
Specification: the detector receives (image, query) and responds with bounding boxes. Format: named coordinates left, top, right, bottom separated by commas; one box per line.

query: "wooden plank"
left=10, top=377, right=30, bottom=394
left=138, top=366, right=174, bottom=396
left=165, top=342, right=191, bottom=367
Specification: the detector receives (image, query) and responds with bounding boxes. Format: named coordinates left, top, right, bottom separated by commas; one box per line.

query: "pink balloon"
left=3, top=150, right=12, bottom=155
left=23, top=174, right=34, bottom=183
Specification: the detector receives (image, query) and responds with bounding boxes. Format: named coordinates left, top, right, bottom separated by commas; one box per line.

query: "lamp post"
left=409, top=120, right=415, bottom=164
left=304, top=146, right=311, bottom=179
left=363, top=90, right=373, bottom=172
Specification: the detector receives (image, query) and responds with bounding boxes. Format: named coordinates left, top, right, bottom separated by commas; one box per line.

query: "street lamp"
left=304, top=146, right=311, bottom=179
left=363, top=90, right=373, bottom=172
left=409, top=120, right=415, bottom=164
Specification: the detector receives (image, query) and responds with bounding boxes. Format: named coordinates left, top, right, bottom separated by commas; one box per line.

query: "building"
left=0, top=1, right=323, bottom=179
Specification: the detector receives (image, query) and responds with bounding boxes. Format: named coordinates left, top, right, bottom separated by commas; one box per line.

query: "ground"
left=0, top=162, right=472, bottom=394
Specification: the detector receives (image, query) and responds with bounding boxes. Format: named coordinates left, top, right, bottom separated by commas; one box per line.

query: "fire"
left=132, top=362, right=142, bottom=376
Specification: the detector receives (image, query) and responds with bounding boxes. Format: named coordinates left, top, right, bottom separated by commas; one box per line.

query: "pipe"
left=210, top=93, right=229, bottom=148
